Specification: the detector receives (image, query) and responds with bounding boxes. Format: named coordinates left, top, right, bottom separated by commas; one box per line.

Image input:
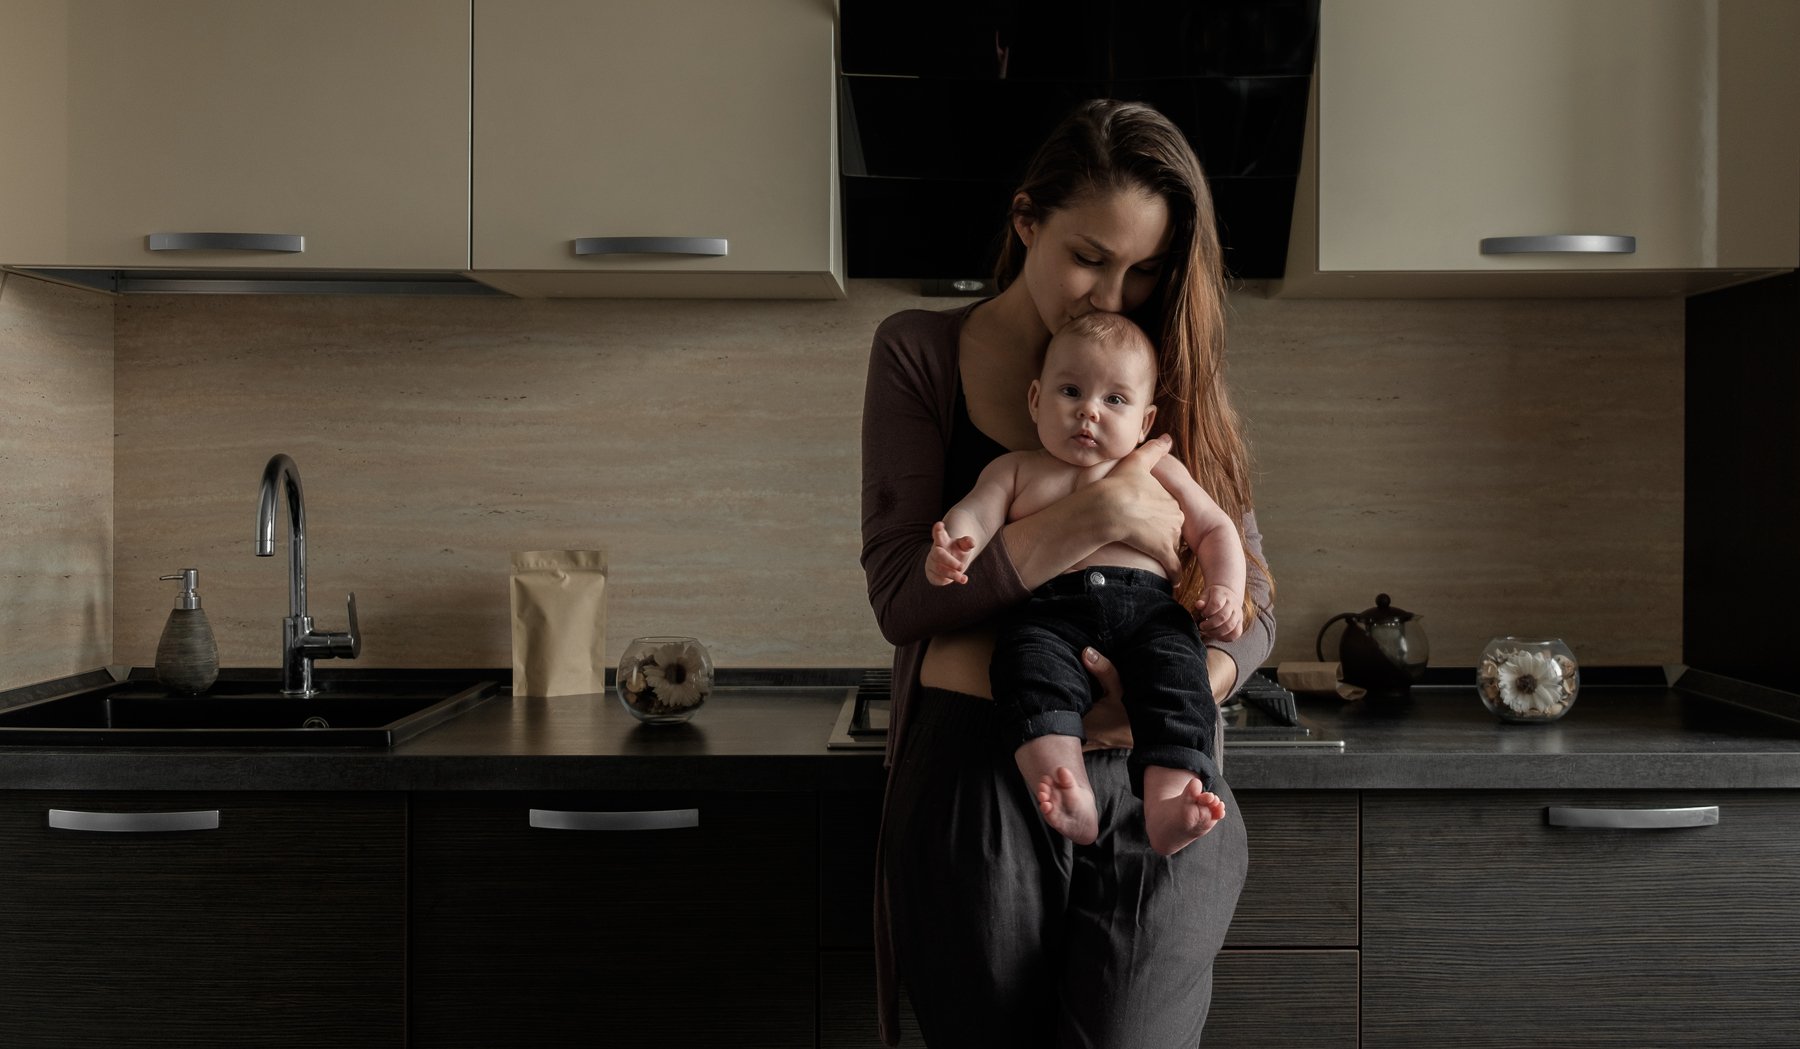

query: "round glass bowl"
left=617, top=636, right=713, bottom=725
left=1477, top=637, right=1579, bottom=723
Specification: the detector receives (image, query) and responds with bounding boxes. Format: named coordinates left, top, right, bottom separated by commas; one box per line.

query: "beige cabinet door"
left=0, top=0, right=469, bottom=271
left=1315, top=0, right=1799, bottom=274
left=470, top=0, right=843, bottom=298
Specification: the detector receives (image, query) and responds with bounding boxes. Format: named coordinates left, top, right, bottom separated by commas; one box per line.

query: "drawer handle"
left=571, top=237, right=728, bottom=258
left=1546, top=805, right=1718, bottom=830
left=147, top=232, right=305, bottom=253
left=1480, top=234, right=1636, bottom=255
left=49, top=809, right=221, bottom=833
left=528, top=808, right=699, bottom=831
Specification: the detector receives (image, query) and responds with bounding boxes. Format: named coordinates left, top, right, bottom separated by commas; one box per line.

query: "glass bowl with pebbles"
left=1477, top=637, right=1579, bottom=723
left=617, top=636, right=713, bottom=725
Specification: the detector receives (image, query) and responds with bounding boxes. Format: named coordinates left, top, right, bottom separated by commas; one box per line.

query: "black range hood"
left=840, top=0, right=1319, bottom=285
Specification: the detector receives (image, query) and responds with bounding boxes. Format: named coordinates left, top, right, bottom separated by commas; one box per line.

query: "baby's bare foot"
left=1143, top=768, right=1227, bottom=857
left=1035, top=766, right=1099, bottom=846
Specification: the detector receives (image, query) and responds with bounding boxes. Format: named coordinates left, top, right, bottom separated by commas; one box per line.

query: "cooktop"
left=827, top=669, right=1345, bottom=750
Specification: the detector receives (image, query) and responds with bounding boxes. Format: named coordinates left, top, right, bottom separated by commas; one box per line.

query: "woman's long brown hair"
left=995, top=99, right=1272, bottom=619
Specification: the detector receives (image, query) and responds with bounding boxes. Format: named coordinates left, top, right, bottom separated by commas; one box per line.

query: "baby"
left=926, top=311, right=1247, bottom=856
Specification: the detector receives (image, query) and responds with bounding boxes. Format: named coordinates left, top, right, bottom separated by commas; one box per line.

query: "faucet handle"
left=341, top=592, right=362, bottom=659
left=310, top=592, right=361, bottom=661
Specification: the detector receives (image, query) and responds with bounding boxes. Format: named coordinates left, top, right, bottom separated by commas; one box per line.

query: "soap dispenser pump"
left=155, top=569, right=218, bottom=694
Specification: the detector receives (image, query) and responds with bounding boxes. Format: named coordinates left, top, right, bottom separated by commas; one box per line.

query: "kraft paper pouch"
left=510, top=550, right=608, bottom=697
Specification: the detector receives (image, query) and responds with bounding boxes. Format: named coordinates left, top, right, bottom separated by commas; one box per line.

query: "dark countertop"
left=3, top=673, right=1800, bottom=793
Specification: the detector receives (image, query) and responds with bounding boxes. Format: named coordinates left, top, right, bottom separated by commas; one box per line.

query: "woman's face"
left=1013, top=184, right=1175, bottom=338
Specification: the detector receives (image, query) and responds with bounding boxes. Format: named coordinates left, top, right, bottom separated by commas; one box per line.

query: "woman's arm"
left=1002, top=436, right=1187, bottom=586
left=861, top=318, right=1034, bottom=646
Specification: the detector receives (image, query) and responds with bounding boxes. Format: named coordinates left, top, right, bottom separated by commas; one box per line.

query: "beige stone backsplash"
left=82, top=278, right=1685, bottom=676
left=0, top=274, right=113, bottom=690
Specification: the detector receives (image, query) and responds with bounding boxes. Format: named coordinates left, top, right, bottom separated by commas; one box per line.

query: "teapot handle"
left=1315, top=613, right=1360, bottom=661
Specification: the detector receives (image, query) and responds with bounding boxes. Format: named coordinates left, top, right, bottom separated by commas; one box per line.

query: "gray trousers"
left=883, top=687, right=1249, bottom=1048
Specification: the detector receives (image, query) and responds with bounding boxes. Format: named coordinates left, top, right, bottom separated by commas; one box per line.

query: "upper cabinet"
left=0, top=0, right=470, bottom=272
left=468, top=0, right=844, bottom=299
left=0, top=0, right=842, bottom=299
left=1279, top=0, right=1800, bottom=297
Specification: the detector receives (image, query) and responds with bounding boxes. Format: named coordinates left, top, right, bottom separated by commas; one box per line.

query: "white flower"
left=642, top=642, right=709, bottom=708
left=1496, top=648, right=1564, bottom=714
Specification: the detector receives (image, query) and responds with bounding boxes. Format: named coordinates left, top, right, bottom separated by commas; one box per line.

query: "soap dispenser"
left=154, top=569, right=219, bottom=694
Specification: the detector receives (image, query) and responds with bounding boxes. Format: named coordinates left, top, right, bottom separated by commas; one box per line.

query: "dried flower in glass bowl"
left=617, top=636, right=713, bottom=725
left=1477, top=637, right=1579, bottom=723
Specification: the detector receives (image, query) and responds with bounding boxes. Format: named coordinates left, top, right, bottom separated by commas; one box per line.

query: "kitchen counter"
left=3, top=672, right=1800, bottom=793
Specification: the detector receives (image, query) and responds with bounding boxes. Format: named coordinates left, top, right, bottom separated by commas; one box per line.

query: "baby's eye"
left=1105, top=394, right=1127, bottom=406
left=1058, top=385, right=1081, bottom=398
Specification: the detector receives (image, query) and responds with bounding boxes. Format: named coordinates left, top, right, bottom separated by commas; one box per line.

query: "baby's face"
left=1028, top=333, right=1158, bottom=467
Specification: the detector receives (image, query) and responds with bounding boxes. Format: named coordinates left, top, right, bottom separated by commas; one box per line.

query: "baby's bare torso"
left=1007, top=450, right=1167, bottom=577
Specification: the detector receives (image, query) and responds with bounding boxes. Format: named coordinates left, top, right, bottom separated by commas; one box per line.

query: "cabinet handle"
left=48, top=809, right=221, bottom=833
left=1479, top=235, right=1636, bottom=255
left=147, top=232, right=304, bottom=253
left=1546, top=805, right=1718, bottom=830
left=529, top=808, right=699, bottom=831
left=571, top=237, right=728, bottom=258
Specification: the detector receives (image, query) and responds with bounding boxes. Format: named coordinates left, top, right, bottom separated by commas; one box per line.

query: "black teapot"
left=1315, top=594, right=1430, bottom=699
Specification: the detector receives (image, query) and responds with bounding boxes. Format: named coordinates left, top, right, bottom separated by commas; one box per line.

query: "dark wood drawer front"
left=411, top=790, right=817, bottom=1049
left=1227, top=790, right=1359, bottom=947
left=1364, top=790, right=1800, bottom=1048
left=1210, top=949, right=1360, bottom=1049
left=0, top=791, right=405, bottom=1049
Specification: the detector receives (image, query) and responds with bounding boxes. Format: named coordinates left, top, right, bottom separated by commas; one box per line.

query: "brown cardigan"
left=859, top=303, right=1277, bottom=1044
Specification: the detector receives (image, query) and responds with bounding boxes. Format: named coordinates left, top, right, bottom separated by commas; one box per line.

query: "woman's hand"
left=1078, top=646, right=1136, bottom=749
left=1080, top=646, right=1245, bottom=751
left=1095, top=435, right=1185, bottom=576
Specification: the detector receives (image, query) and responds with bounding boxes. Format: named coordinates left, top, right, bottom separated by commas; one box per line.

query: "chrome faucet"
left=255, top=453, right=359, bottom=695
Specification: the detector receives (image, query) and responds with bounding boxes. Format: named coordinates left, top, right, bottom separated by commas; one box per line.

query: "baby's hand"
left=1195, top=584, right=1245, bottom=641
left=925, top=521, right=976, bottom=586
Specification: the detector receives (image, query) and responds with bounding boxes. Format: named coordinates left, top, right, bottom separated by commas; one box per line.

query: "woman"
left=860, top=99, right=1276, bottom=1047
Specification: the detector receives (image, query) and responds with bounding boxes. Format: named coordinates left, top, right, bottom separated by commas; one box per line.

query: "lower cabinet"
left=1213, top=791, right=1360, bottom=1049
left=1363, top=790, right=1800, bottom=1048
left=14, top=781, right=1791, bottom=1044
left=409, top=790, right=818, bottom=1048
left=0, top=791, right=405, bottom=1049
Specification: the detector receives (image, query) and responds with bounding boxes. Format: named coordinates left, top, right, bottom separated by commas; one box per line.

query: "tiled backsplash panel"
left=0, top=275, right=113, bottom=689
left=100, top=281, right=1681, bottom=671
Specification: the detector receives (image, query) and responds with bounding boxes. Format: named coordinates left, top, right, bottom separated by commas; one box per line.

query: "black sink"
left=0, top=670, right=503, bottom=747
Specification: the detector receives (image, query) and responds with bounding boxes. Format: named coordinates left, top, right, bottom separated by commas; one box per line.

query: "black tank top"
left=943, top=382, right=1012, bottom=516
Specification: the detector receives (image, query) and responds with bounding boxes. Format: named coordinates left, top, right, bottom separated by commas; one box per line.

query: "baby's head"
left=1028, top=312, right=1160, bottom=467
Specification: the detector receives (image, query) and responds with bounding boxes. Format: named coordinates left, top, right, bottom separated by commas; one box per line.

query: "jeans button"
left=1087, top=570, right=1106, bottom=587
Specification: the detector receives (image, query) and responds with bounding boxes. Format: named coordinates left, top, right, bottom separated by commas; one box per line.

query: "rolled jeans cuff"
left=1129, top=745, right=1222, bottom=796
left=998, top=709, right=1088, bottom=754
